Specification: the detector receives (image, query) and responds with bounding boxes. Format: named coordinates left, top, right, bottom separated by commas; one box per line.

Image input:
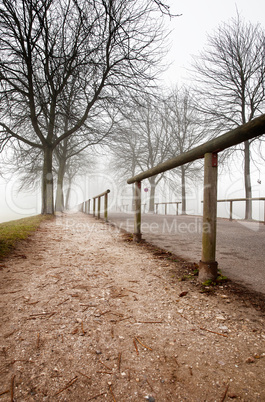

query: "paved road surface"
left=108, top=212, right=265, bottom=295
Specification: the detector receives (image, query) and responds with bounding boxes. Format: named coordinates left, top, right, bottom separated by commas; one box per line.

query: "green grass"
left=0, top=215, right=53, bottom=260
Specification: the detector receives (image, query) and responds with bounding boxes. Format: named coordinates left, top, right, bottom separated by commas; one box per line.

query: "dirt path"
left=0, top=212, right=264, bottom=401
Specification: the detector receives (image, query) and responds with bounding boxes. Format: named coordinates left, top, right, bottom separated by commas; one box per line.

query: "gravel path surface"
left=0, top=212, right=264, bottom=401
left=108, top=212, right=265, bottom=295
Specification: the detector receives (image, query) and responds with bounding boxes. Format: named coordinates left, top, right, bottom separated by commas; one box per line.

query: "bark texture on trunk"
left=42, top=147, right=54, bottom=215
left=55, top=158, right=66, bottom=212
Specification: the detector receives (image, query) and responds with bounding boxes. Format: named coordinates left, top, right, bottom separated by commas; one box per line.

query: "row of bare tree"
left=0, top=0, right=172, bottom=214
left=108, top=88, right=204, bottom=213
left=0, top=2, right=264, bottom=219
left=108, top=14, right=265, bottom=218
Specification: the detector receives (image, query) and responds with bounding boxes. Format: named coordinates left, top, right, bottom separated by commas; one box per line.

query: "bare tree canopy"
left=192, top=14, right=265, bottom=219
left=164, top=87, right=205, bottom=213
left=0, top=0, right=172, bottom=213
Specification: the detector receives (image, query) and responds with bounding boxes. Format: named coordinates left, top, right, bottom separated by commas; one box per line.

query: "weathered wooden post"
left=155, top=204, right=158, bottom=214
left=198, top=152, right=218, bottom=282
left=133, top=181, right=142, bottom=242
left=104, top=192, right=108, bottom=222
left=229, top=200, right=233, bottom=221
left=93, top=198, right=96, bottom=217
left=165, top=203, right=167, bottom=215
left=97, top=196, right=101, bottom=219
left=88, top=199, right=91, bottom=214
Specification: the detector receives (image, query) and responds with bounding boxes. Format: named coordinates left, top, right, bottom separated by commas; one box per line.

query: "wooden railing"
left=92, top=190, right=110, bottom=221
left=217, top=197, right=265, bottom=224
left=79, top=189, right=110, bottom=222
left=155, top=201, right=182, bottom=215
left=127, top=114, right=265, bottom=282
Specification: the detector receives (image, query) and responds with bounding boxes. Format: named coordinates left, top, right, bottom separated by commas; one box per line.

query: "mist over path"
left=108, top=212, right=265, bottom=295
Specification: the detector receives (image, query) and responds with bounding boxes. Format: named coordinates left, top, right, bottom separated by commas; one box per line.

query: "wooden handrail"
left=127, top=114, right=265, bottom=282
left=127, top=114, right=265, bottom=184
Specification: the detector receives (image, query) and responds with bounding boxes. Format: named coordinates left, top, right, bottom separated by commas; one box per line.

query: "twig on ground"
left=77, top=371, right=91, bottom=380
left=118, top=352, right=122, bottom=372
left=87, top=392, right=107, bottom=401
left=99, top=360, right=112, bottom=371
left=81, top=321, right=86, bottom=335
left=3, top=330, right=16, bottom=339
left=109, top=384, right=117, bottom=402
left=37, top=333, right=40, bottom=348
left=0, top=389, right=9, bottom=396
left=133, top=339, right=139, bottom=355
left=57, top=298, right=70, bottom=306
left=220, top=382, right=230, bottom=402
left=54, top=376, right=78, bottom=396
left=199, top=327, right=228, bottom=338
left=135, top=337, right=152, bottom=351
left=123, top=288, right=138, bottom=294
left=10, top=375, right=15, bottom=401
left=117, top=316, right=133, bottom=322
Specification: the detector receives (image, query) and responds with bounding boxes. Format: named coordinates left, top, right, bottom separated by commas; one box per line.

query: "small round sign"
left=144, top=188, right=149, bottom=192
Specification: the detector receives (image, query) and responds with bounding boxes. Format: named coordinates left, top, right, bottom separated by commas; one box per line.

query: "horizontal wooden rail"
left=155, top=201, right=182, bottom=215
left=127, top=114, right=265, bottom=184
left=127, top=113, right=265, bottom=282
left=93, top=189, right=110, bottom=199
left=217, top=197, right=265, bottom=224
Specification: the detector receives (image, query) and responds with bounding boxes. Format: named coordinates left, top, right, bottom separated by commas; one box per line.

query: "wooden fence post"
left=199, top=152, right=218, bottom=282
left=97, top=197, right=101, bottom=219
left=133, top=181, right=142, bottom=242
left=229, top=200, right=233, bottom=221
left=104, top=193, right=108, bottom=222
left=88, top=199, right=91, bottom=214
left=93, top=198, right=96, bottom=217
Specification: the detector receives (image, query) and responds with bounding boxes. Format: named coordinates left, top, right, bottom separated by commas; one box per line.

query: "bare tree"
left=164, top=87, right=205, bottom=214
left=192, top=14, right=265, bottom=219
left=109, top=94, right=174, bottom=212
left=0, top=0, right=172, bottom=214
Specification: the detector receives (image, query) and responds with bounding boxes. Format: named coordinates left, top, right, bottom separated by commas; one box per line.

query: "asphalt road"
left=108, top=212, right=265, bottom=295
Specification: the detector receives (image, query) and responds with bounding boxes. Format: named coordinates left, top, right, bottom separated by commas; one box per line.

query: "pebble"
left=219, top=325, right=229, bottom=332
left=245, top=357, right=255, bottom=364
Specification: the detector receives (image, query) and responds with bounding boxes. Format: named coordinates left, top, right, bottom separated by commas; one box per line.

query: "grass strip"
left=0, top=215, right=53, bottom=260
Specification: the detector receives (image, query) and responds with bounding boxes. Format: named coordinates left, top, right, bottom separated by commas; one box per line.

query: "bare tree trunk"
left=65, top=187, right=71, bottom=210
left=55, top=158, right=66, bottom=212
left=181, top=165, right=187, bottom=215
left=42, top=147, right=54, bottom=215
left=244, top=140, right=252, bottom=220
left=148, top=176, right=156, bottom=213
